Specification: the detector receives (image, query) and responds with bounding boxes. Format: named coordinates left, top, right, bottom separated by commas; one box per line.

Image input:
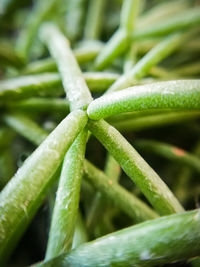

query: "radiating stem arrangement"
left=1, top=1, right=200, bottom=266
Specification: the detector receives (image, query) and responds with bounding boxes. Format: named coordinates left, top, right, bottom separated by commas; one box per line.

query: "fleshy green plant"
left=0, top=0, right=200, bottom=266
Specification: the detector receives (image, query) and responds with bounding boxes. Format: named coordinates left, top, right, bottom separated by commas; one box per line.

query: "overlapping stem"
left=87, top=80, right=200, bottom=120
left=88, top=119, right=184, bottom=215
left=37, top=209, right=200, bottom=267
left=0, top=110, right=87, bottom=264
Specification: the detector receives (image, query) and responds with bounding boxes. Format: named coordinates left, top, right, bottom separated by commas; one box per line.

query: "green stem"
left=72, top=211, right=88, bottom=249
left=84, top=0, right=105, bottom=40
left=15, top=0, right=58, bottom=60
left=88, top=119, right=184, bottom=215
left=0, top=110, right=87, bottom=264
left=107, top=33, right=183, bottom=93
left=7, top=98, right=69, bottom=114
left=94, top=0, right=140, bottom=70
left=0, top=71, right=118, bottom=101
left=135, top=139, right=200, bottom=175
left=133, top=7, right=200, bottom=40
left=87, top=80, right=200, bottom=120
left=84, top=160, right=158, bottom=222
left=39, top=23, right=92, bottom=110
left=111, top=111, right=200, bottom=132
left=37, top=209, right=200, bottom=267
left=86, top=154, right=121, bottom=230
left=45, top=129, right=88, bottom=259
left=22, top=40, right=103, bottom=75
left=65, top=0, right=86, bottom=42
left=4, top=113, right=48, bottom=146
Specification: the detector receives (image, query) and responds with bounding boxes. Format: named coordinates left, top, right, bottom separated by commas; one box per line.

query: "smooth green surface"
left=0, top=110, right=87, bottom=264
left=87, top=80, right=200, bottom=120
left=37, top=209, right=200, bottom=267
left=40, top=23, right=92, bottom=110
left=88, top=119, right=184, bottom=215
left=45, top=129, right=88, bottom=259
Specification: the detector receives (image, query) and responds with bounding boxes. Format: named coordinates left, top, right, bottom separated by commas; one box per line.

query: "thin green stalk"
left=0, top=148, right=16, bottom=189
left=86, top=154, right=121, bottom=230
left=37, top=209, right=200, bottom=267
left=4, top=113, right=48, bottom=146
left=65, top=0, right=86, bottom=42
left=84, top=160, right=158, bottom=222
left=22, top=41, right=103, bottom=75
left=45, top=129, right=88, bottom=259
left=135, top=139, right=200, bottom=175
left=107, top=33, right=183, bottom=93
left=15, top=0, right=58, bottom=60
left=111, top=111, right=200, bottom=132
left=0, top=110, right=87, bottom=264
left=133, top=7, right=200, bottom=40
left=72, top=211, right=88, bottom=249
left=88, top=119, right=184, bottom=215
left=94, top=0, right=140, bottom=70
left=136, top=0, right=189, bottom=30
left=87, top=80, right=200, bottom=120
left=84, top=0, right=105, bottom=40
left=0, top=41, right=24, bottom=68
left=7, top=98, right=69, bottom=114
left=39, top=23, right=92, bottom=110
left=174, top=62, right=200, bottom=76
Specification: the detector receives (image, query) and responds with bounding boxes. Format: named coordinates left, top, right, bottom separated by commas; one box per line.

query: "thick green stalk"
left=88, top=119, right=184, bottom=215
left=84, top=0, right=105, bottom=40
left=37, top=209, right=200, bottom=267
left=135, top=140, right=200, bottom=175
left=87, top=80, right=200, bottom=120
left=133, top=7, right=200, bottom=40
left=4, top=113, right=48, bottom=146
left=39, top=23, right=92, bottom=110
left=84, top=160, right=158, bottom=222
left=15, top=0, right=58, bottom=60
left=0, top=72, right=117, bottom=101
left=0, top=110, right=87, bottom=264
left=0, top=73, right=62, bottom=101
left=45, top=129, right=88, bottom=259
left=111, top=111, right=200, bottom=132
left=107, top=33, right=183, bottom=93
left=94, top=0, right=140, bottom=70
left=22, top=41, right=103, bottom=75
left=3, top=114, right=157, bottom=224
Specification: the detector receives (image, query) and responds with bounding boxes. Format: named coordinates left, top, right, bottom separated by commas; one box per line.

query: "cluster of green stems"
left=0, top=0, right=200, bottom=266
